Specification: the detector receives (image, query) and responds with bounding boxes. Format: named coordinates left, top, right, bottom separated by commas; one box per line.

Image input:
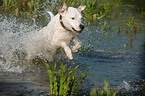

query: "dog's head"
left=59, top=2, right=86, bottom=35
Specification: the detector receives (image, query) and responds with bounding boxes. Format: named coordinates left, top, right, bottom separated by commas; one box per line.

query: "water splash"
left=0, top=16, right=41, bottom=73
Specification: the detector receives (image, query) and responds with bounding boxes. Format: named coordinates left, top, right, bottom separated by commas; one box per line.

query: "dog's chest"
left=53, top=31, right=74, bottom=42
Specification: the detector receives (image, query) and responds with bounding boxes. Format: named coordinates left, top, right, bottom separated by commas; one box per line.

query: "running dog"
left=24, top=2, right=86, bottom=61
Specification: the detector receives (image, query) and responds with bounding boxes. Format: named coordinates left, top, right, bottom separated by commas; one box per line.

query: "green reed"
left=126, top=14, right=138, bottom=35
left=53, top=0, right=112, bottom=20
left=126, top=14, right=138, bottom=47
left=0, top=0, right=124, bottom=20
left=2, top=0, right=141, bottom=22
left=41, top=60, right=90, bottom=96
left=1, top=0, right=46, bottom=17
left=90, top=80, right=117, bottom=96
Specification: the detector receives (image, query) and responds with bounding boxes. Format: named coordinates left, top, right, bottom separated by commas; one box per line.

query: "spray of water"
left=0, top=16, right=41, bottom=73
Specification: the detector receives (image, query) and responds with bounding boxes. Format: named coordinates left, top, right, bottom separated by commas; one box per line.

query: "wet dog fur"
left=24, top=2, right=86, bottom=61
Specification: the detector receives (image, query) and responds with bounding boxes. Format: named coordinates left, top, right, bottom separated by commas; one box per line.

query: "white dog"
left=23, top=2, right=86, bottom=61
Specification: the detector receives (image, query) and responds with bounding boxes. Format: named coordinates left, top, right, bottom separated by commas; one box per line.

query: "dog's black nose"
left=80, top=24, right=85, bottom=31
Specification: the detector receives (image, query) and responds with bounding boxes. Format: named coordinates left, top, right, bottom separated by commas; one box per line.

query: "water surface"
left=0, top=6, right=145, bottom=96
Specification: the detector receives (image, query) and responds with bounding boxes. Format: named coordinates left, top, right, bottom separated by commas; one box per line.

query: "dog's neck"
left=59, top=15, right=71, bottom=32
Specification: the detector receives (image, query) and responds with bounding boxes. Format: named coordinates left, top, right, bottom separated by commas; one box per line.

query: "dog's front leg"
left=71, top=37, right=82, bottom=52
left=60, top=42, right=73, bottom=60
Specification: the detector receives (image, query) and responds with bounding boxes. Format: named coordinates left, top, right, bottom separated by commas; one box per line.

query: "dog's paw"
left=67, top=53, right=73, bottom=60
left=71, top=45, right=81, bottom=52
left=72, top=48, right=78, bottom=52
left=69, top=56, right=73, bottom=60
left=65, top=55, right=73, bottom=60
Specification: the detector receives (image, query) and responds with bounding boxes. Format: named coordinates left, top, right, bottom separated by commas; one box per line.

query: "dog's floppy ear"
left=59, top=2, right=67, bottom=15
left=78, top=5, right=86, bottom=11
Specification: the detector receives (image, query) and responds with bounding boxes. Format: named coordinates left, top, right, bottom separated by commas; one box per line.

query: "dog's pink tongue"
left=71, top=29, right=80, bottom=35
left=74, top=31, right=79, bottom=35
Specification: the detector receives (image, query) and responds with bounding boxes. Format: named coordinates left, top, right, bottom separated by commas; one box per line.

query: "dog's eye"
left=71, top=17, right=75, bottom=20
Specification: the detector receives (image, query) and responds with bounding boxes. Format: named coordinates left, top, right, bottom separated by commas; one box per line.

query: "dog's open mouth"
left=71, top=27, right=82, bottom=35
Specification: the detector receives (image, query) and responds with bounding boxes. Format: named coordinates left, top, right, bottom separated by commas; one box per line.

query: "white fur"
left=23, top=3, right=86, bottom=61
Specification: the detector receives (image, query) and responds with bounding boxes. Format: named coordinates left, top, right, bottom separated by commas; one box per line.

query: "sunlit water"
left=0, top=11, right=145, bottom=95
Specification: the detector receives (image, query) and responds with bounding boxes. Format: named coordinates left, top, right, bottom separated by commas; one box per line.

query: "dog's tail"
left=47, top=11, right=54, bottom=20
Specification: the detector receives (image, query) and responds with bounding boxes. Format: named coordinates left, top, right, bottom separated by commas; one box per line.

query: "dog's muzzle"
left=60, top=15, right=85, bottom=35
left=71, top=24, right=85, bottom=35
left=80, top=24, right=85, bottom=32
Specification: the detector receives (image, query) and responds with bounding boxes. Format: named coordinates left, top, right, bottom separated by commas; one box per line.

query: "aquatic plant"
left=90, top=80, right=117, bottom=96
left=55, top=0, right=112, bottom=20
left=113, top=0, right=122, bottom=9
left=126, top=14, right=138, bottom=47
left=101, top=21, right=107, bottom=30
left=126, top=14, right=135, bottom=28
left=0, top=0, right=126, bottom=21
left=126, top=15, right=136, bottom=32
left=41, top=60, right=90, bottom=96
left=2, top=0, right=17, bottom=10
left=82, top=0, right=98, bottom=20
left=1, top=0, right=49, bottom=18
left=95, top=1, right=112, bottom=20
left=141, top=8, right=145, bottom=19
